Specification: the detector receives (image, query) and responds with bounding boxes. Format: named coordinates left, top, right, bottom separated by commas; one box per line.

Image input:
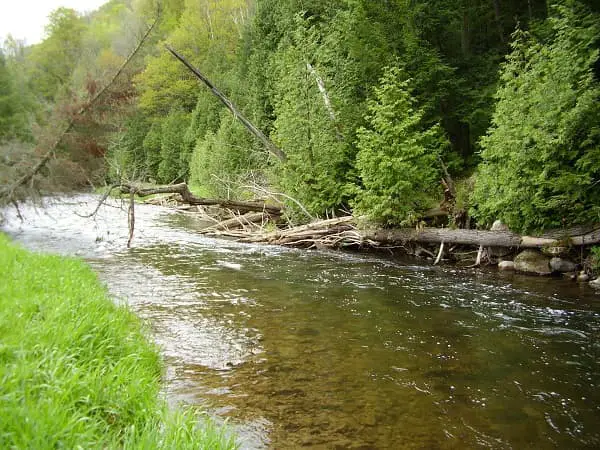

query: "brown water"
left=2, top=195, right=600, bottom=449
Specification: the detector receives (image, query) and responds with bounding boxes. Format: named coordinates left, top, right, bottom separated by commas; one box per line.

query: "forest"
left=1, top=0, right=599, bottom=235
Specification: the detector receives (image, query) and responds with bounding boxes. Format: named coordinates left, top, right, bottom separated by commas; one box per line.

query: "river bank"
left=0, top=233, right=236, bottom=449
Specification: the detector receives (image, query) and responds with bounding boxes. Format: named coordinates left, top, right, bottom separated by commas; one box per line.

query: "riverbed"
left=2, top=195, right=599, bottom=448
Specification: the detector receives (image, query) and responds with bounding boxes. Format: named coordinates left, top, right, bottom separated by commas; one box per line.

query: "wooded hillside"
left=1, top=0, right=599, bottom=235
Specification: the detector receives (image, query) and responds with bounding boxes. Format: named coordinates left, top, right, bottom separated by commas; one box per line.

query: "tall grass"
left=0, top=233, right=236, bottom=449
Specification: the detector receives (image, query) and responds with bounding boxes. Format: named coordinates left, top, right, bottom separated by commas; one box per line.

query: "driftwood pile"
left=105, top=182, right=600, bottom=270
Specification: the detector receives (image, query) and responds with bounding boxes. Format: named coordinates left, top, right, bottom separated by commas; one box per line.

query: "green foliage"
left=0, top=52, right=31, bottom=142
left=142, top=120, right=162, bottom=181
left=590, top=246, right=600, bottom=273
left=27, top=8, right=85, bottom=101
left=472, top=4, right=600, bottom=233
left=270, top=17, right=355, bottom=216
left=190, top=114, right=266, bottom=198
left=354, top=66, right=445, bottom=225
left=158, top=109, right=191, bottom=183
left=0, top=234, right=236, bottom=449
left=106, top=112, right=150, bottom=182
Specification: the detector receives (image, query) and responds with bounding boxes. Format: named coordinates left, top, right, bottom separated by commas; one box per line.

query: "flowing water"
left=2, top=195, right=600, bottom=449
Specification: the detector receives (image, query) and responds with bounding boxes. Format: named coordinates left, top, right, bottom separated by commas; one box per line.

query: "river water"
left=2, top=195, right=600, bottom=449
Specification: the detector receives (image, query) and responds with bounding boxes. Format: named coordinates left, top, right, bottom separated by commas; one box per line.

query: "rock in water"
left=549, top=257, right=577, bottom=273
left=578, top=271, right=590, bottom=282
left=498, top=260, right=515, bottom=271
left=590, top=278, right=600, bottom=289
left=514, top=250, right=552, bottom=276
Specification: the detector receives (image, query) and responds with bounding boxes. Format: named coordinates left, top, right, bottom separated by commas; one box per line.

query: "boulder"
left=498, top=260, right=515, bottom=271
left=590, top=278, right=600, bottom=289
left=541, top=246, right=569, bottom=257
left=514, top=250, right=552, bottom=276
left=490, top=220, right=509, bottom=232
left=549, top=257, right=577, bottom=273
left=578, top=272, right=590, bottom=282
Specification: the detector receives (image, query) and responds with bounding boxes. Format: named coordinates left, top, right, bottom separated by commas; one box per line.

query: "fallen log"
left=204, top=212, right=268, bottom=231
left=120, top=183, right=282, bottom=216
left=361, top=226, right=600, bottom=248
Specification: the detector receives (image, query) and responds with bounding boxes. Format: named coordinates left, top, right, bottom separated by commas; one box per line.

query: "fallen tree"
left=362, top=225, right=600, bottom=248
left=119, top=183, right=282, bottom=216
left=196, top=214, right=600, bottom=251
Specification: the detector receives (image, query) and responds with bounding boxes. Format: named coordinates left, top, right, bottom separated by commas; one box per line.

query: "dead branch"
left=127, top=191, right=135, bottom=248
left=119, top=182, right=282, bottom=216
left=205, top=212, right=269, bottom=232
left=306, top=62, right=343, bottom=141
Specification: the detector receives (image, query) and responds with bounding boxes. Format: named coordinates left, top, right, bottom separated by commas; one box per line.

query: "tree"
left=157, top=109, right=190, bottom=183
left=0, top=51, right=31, bottom=142
left=354, top=66, right=446, bottom=225
left=472, top=3, right=600, bottom=233
left=28, top=8, right=85, bottom=101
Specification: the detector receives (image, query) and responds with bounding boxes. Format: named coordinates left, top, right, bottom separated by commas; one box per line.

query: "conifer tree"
left=354, top=66, right=446, bottom=225
left=472, top=3, right=600, bottom=232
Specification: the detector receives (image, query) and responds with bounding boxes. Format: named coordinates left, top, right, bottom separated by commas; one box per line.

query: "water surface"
left=2, top=196, right=599, bottom=448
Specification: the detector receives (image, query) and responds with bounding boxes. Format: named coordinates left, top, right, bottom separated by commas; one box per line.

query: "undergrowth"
left=0, top=233, right=236, bottom=449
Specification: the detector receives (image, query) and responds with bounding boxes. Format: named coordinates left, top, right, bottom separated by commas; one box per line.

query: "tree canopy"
left=1, top=0, right=598, bottom=231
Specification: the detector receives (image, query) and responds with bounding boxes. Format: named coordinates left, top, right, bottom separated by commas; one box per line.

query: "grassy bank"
left=0, top=234, right=236, bottom=449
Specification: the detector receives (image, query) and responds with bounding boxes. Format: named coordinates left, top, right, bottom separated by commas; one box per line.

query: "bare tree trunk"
left=362, top=226, right=600, bottom=248
left=119, top=182, right=282, bottom=215
left=306, top=62, right=343, bottom=140
left=461, top=10, right=470, bottom=56
left=165, top=45, right=288, bottom=162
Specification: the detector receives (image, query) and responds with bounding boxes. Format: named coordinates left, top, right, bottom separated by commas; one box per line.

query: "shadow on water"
left=3, top=195, right=600, bottom=449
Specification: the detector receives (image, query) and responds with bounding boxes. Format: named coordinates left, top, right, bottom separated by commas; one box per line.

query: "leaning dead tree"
left=0, top=14, right=160, bottom=205
left=165, top=45, right=288, bottom=162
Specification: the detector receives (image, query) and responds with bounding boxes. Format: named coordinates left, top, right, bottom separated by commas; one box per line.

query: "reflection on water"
left=2, top=196, right=600, bottom=448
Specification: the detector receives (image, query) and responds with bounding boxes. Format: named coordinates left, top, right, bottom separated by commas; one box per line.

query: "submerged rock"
left=498, top=260, right=515, bottom=271
left=578, top=271, right=590, bottom=282
left=549, top=257, right=577, bottom=273
left=514, top=250, right=552, bottom=276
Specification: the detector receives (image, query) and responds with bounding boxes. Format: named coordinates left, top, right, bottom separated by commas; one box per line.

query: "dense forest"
left=1, top=0, right=599, bottom=233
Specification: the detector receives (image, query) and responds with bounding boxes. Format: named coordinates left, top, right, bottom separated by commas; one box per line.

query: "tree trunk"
left=361, top=226, right=600, bottom=248
left=120, top=183, right=282, bottom=216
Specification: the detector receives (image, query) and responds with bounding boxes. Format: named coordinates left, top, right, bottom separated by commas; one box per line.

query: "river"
left=2, top=195, right=599, bottom=449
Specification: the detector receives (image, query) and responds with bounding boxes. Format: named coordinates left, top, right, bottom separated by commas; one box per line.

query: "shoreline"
left=0, top=233, right=236, bottom=449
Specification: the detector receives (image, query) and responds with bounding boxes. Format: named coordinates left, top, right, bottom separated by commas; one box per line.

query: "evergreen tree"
left=472, top=3, right=600, bottom=232
left=158, top=109, right=190, bottom=183
left=354, top=66, right=446, bottom=225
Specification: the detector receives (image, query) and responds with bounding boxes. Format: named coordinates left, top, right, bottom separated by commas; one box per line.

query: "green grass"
left=0, top=233, right=237, bottom=449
